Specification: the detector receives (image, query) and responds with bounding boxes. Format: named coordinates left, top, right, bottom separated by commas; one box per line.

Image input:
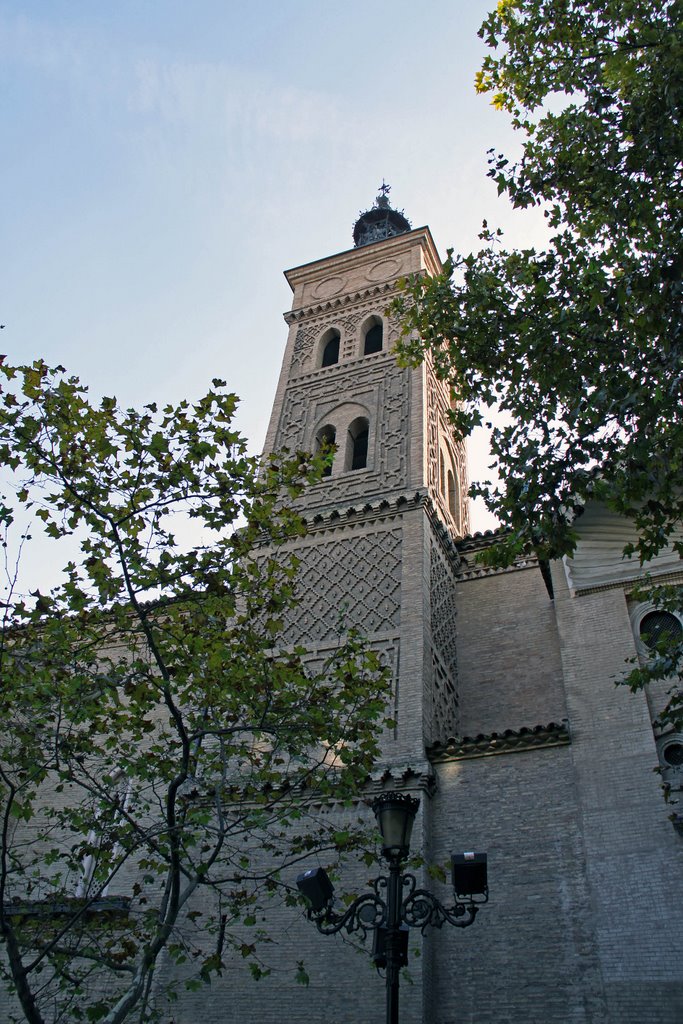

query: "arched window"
left=320, top=329, right=340, bottom=367
left=363, top=318, right=383, bottom=355
left=447, top=469, right=458, bottom=520
left=347, top=417, right=369, bottom=471
left=316, top=424, right=336, bottom=477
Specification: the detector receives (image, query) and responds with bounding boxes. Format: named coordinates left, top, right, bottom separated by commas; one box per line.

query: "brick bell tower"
left=262, top=185, right=469, bottom=775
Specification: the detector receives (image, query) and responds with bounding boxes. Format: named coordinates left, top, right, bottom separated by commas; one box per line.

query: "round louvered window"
left=662, top=742, right=683, bottom=767
left=639, top=611, right=683, bottom=650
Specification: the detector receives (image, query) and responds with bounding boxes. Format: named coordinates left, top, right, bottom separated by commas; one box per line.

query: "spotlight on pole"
left=295, top=793, right=489, bottom=1024
left=451, top=851, right=488, bottom=900
left=296, top=867, right=334, bottom=913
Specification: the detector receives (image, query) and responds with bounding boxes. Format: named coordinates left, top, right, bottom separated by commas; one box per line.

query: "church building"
left=246, top=189, right=683, bottom=1023
left=3, top=191, right=681, bottom=1024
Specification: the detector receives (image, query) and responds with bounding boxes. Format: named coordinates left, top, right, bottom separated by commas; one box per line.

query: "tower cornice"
left=294, top=490, right=462, bottom=567
left=283, top=281, right=398, bottom=325
left=284, top=226, right=441, bottom=295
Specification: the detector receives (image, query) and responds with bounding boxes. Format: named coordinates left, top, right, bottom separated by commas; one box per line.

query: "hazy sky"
left=1, top=1, right=547, bottom=534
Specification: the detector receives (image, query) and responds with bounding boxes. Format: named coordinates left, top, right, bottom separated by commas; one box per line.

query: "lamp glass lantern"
left=372, top=792, right=420, bottom=859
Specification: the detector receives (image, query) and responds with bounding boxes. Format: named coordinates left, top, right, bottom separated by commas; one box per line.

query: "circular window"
left=639, top=611, right=683, bottom=650
left=662, top=742, right=683, bottom=767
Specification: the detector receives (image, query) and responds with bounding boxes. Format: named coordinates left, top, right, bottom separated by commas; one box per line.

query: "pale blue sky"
left=1, top=1, right=546, bottom=537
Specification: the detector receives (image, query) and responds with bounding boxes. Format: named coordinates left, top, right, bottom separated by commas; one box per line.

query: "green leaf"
left=295, top=961, right=310, bottom=987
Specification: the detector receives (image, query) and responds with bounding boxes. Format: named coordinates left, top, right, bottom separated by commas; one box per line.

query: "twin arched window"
left=316, top=317, right=384, bottom=368
left=314, top=410, right=370, bottom=478
left=311, top=318, right=380, bottom=477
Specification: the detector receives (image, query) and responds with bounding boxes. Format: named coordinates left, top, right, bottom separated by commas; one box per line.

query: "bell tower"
left=262, top=188, right=468, bottom=767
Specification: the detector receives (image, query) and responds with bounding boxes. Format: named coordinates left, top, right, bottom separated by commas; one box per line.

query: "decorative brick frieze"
left=454, top=527, right=541, bottom=581
left=426, top=720, right=571, bottom=762
left=367, top=762, right=436, bottom=796
left=283, top=281, right=398, bottom=325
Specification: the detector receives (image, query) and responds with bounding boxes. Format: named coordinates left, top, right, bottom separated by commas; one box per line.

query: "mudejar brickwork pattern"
left=254, top=190, right=683, bottom=1023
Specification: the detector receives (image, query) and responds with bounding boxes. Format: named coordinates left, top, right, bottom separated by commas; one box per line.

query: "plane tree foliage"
left=0, top=361, right=391, bottom=1024
left=394, top=0, right=682, bottom=728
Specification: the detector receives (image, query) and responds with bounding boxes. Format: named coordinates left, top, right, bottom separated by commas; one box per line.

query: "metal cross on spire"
left=378, top=180, right=391, bottom=199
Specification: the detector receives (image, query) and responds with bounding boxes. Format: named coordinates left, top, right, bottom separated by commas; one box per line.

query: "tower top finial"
left=353, top=183, right=411, bottom=247
left=377, top=180, right=391, bottom=208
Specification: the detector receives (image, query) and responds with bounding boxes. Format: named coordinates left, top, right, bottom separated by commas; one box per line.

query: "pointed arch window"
left=316, top=424, right=336, bottom=477
left=447, top=469, right=458, bottom=521
left=347, top=417, right=369, bottom=471
left=363, top=319, right=383, bottom=355
left=320, top=329, right=341, bottom=367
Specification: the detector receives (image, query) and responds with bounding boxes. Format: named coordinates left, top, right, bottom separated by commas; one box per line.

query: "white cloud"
left=130, top=56, right=356, bottom=145
left=0, top=10, right=355, bottom=146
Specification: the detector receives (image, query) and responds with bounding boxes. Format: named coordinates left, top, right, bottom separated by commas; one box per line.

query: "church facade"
left=2, top=195, right=681, bottom=1024
left=247, top=192, right=683, bottom=1023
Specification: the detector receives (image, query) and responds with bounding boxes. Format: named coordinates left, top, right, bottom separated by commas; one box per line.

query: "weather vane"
left=378, top=180, right=391, bottom=198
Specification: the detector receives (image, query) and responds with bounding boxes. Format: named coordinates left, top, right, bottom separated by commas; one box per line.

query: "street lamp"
left=296, top=791, right=488, bottom=1024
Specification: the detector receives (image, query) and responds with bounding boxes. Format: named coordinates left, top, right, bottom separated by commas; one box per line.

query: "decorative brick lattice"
left=301, top=637, right=400, bottom=699
left=275, top=359, right=411, bottom=506
left=431, top=651, right=458, bottom=745
left=339, top=310, right=364, bottom=361
left=280, top=529, right=402, bottom=643
left=386, top=314, right=402, bottom=350
left=429, top=542, right=459, bottom=742
left=430, top=543, right=458, bottom=673
left=290, top=325, right=317, bottom=374
left=301, top=636, right=402, bottom=744
left=454, top=439, right=470, bottom=536
left=375, top=353, right=410, bottom=492
left=275, top=383, right=310, bottom=452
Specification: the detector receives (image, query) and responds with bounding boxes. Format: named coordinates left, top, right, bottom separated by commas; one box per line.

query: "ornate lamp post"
left=296, top=792, right=488, bottom=1024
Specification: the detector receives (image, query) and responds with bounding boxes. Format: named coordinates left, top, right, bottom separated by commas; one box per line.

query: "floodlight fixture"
left=451, top=852, right=488, bottom=900
left=296, top=867, right=334, bottom=912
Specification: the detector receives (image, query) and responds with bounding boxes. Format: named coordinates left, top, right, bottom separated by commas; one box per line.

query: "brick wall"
left=455, top=565, right=566, bottom=736
left=551, top=564, right=683, bottom=1023
left=430, top=747, right=606, bottom=1024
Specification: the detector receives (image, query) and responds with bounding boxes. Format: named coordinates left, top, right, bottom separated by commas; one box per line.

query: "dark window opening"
left=663, top=742, right=683, bottom=767
left=321, top=331, right=340, bottom=367
left=351, top=429, right=368, bottom=470
left=447, top=469, right=457, bottom=520
left=316, top=425, right=336, bottom=477
left=639, top=611, right=683, bottom=650
left=348, top=418, right=369, bottom=471
left=363, top=322, right=383, bottom=355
